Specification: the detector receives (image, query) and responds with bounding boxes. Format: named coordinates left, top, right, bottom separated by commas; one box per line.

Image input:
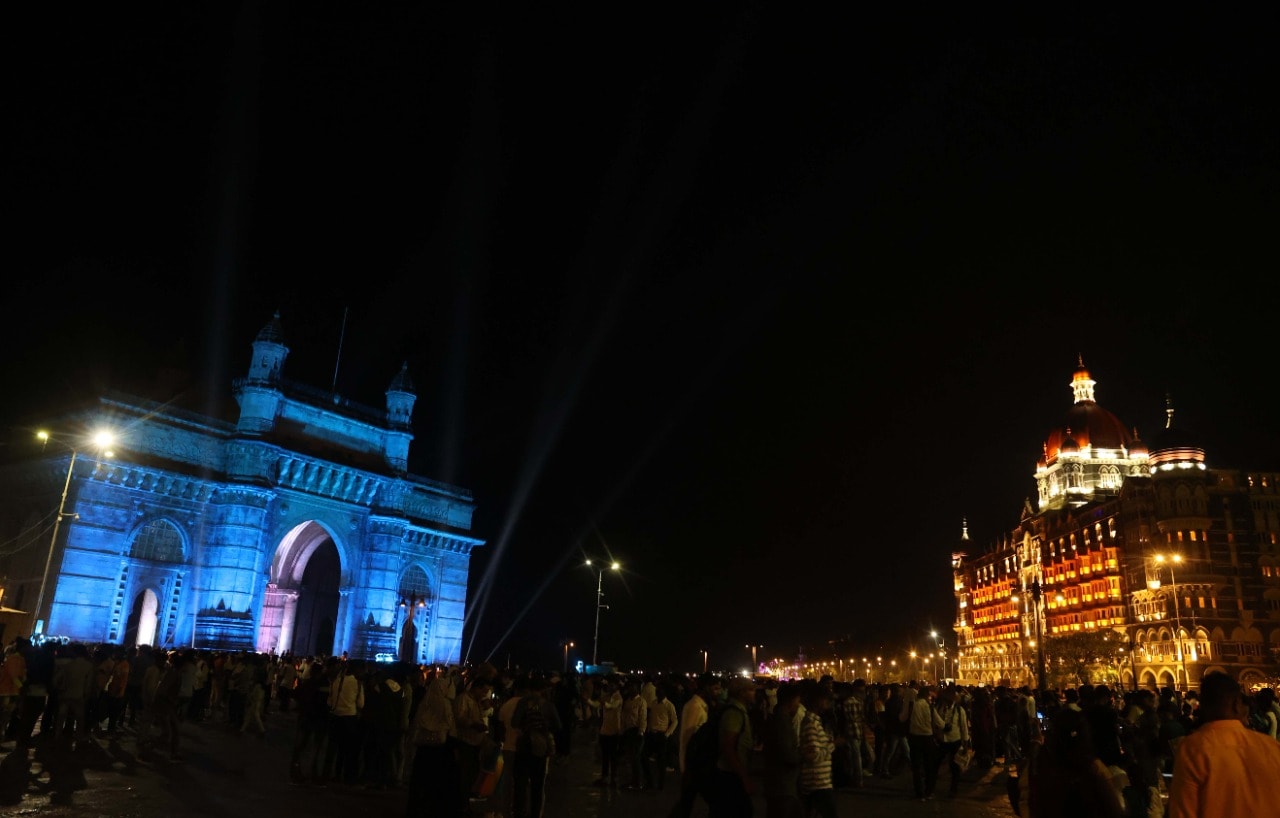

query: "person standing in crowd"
left=52, top=642, right=95, bottom=747
left=188, top=651, right=210, bottom=721
left=365, top=663, right=409, bottom=790
left=104, top=648, right=130, bottom=736
left=239, top=653, right=267, bottom=738
left=289, top=659, right=331, bottom=785
left=124, top=645, right=148, bottom=728
left=1252, top=686, right=1278, bottom=738
left=404, top=673, right=460, bottom=818
left=551, top=671, right=577, bottom=759
left=878, top=683, right=910, bottom=777
left=840, top=678, right=871, bottom=788
left=276, top=657, right=297, bottom=713
left=0, top=639, right=27, bottom=741
left=89, top=645, right=114, bottom=734
left=968, top=686, right=997, bottom=769
left=454, top=674, right=493, bottom=804
left=620, top=682, right=648, bottom=789
left=14, top=641, right=53, bottom=750
left=511, top=676, right=562, bottom=818
left=490, top=674, right=527, bottom=815
left=707, top=677, right=757, bottom=818
left=669, top=673, right=724, bottom=818
left=905, top=684, right=943, bottom=801
left=1028, top=706, right=1126, bottom=818
left=1168, top=671, right=1280, bottom=818
left=151, top=650, right=185, bottom=760
left=933, top=687, right=970, bottom=797
left=175, top=649, right=197, bottom=723
left=798, top=682, right=837, bottom=818
left=762, top=682, right=802, bottom=818
left=642, top=683, right=679, bottom=790
left=324, top=658, right=366, bottom=785
left=593, top=679, right=624, bottom=789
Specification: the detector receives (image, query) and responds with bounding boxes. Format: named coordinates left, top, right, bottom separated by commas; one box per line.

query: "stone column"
left=277, top=589, right=300, bottom=655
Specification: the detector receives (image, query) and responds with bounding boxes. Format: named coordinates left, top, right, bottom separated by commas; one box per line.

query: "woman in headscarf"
left=405, top=673, right=461, bottom=817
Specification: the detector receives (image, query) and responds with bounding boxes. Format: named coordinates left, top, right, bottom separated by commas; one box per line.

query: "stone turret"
left=384, top=362, right=416, bottom=473
left=235, top=312, right=289, bottom=435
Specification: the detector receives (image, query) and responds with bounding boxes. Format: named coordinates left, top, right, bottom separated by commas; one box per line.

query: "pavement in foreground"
left=0, top=707, right=1021, bottom=817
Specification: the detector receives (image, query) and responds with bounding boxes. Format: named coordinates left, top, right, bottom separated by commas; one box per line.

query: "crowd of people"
left=0, top=636, right=1277, bottom=818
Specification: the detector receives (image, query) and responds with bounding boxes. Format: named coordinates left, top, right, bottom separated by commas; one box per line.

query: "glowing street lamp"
left=701, top=648, right=708, bottom=673
left=33, top=428, right=115, bottom=637
left=1154, top=553, right=1190, bottom=690
left=586, top=558, right=621, bottom=666
left=561, top=640, right=575, bottom=672
left=745, top=643, right=763, bottom=671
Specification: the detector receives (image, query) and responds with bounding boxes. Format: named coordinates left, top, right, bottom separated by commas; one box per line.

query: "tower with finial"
left=235, top=311, right=289, bottom=435
left=384, top=362, right=416, bottom=473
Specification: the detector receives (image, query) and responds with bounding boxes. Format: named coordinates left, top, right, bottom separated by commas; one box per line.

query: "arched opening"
left=256, top=521, right=342, bottom=656
left=125, top=588, right=160, bottom=647
left=293, top=544, right=340, bottom=656
left=396, top=565, right=433, bottom=663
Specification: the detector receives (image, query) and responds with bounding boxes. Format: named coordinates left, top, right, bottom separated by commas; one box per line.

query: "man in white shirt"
left=643, top=684, right=679, bottom=789
left=671, top=673, right=722, bottom=818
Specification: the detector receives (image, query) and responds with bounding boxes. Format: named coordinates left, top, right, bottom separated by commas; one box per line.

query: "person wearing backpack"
left=511, top=676, right=562, bottom=818
left=707, top=676, right=759, bottom=817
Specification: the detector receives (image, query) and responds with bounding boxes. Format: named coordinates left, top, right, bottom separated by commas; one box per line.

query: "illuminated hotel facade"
left=953, top=362, right=1280, bottom=691
left=0, top=313, right=483, bottom=662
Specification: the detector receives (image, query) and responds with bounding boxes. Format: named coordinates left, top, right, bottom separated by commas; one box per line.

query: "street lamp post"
left=561, top=640, right=575, bottom=673
left=701, top=649, right=708, bottom=673
left=33, top=429, right=114, bottom=638
left=746, top=644, right=762, bottom=673
left=586, top=558, right=620, bottom=666
left=1030, top=581, right=1047, bottom=692
left=931, top=629, right=949, bottom=683
left=1154, top=554, right=1190, bottom=691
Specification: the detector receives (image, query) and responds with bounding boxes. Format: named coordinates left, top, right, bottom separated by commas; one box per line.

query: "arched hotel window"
left=1099, top=465, right=1120, bottom=489
left=130, top=519, right=185, bottom=563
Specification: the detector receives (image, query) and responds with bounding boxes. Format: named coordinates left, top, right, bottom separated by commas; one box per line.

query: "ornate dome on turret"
left=1041, top=359, right=1133, bottom=462
left=1148, top=394, right=1206, bottom=469
left=1060, top=430, right=1080, bottom=454
left=1128, top=428, right=1148, bottom=458
left=387, top=362, right=415, bottom=394
left=256, top=311, right=285, bottom=345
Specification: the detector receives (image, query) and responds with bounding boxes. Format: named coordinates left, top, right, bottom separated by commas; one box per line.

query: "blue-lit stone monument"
left=2, top=313, right=482, bottom=662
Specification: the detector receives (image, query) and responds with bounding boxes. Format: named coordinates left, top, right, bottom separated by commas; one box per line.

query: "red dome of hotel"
left=1041, top=360, right=1134, bottom=463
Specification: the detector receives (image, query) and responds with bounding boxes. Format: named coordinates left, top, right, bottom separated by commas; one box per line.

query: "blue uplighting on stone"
left=12, top=313, right=482, bottom=664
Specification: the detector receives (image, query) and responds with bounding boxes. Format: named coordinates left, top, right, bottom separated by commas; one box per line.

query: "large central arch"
left=256, top=521, right=343, bottom=656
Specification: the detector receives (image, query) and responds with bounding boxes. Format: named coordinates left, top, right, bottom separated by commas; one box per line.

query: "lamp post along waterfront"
left=1155, top=554, right=1190, bottom=690
left=1031, top=581, right=1047, bottom=692
left=587, top=559, right=620, bottom=666
left=33, top=429, right=114, bottom=638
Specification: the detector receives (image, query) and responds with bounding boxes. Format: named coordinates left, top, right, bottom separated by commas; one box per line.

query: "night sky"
left=7, top=8, right=1280, bottom=673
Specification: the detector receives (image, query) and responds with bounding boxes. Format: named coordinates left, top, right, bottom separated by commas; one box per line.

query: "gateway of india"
left=0, top=312, right=482, bottom=664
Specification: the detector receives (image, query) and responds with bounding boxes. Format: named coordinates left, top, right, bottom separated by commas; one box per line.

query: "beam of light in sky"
left=463, top=16, right=756, bottom=661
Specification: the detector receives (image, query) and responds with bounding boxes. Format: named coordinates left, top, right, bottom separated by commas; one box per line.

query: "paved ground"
left=0, top=708, right=1024, bottom=817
